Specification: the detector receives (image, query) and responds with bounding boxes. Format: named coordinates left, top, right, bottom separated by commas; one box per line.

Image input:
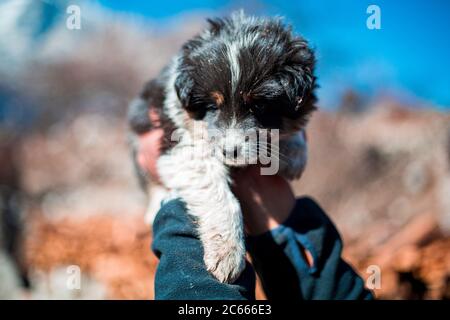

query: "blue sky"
left=97, top=0, right=450, bottom=109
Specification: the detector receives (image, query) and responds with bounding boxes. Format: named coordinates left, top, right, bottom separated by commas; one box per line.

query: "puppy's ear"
left=128, top=79, right=165, bottom=134
left=206, top=17, right=225, bottom=35
left=174, top=68, right=194, bottom=108
left=279, top=38, right=317, bottom=120
left=128, top=98, right=151, bottom=134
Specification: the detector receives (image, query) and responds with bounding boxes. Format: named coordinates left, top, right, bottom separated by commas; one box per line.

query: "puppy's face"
left=174, top=13, right=317, bottom=165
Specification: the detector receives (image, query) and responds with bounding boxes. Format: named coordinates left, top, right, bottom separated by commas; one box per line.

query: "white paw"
left=279, top=157, right=306, bottom=180
left=279, top=131, right=308, bottom=180
left=203, top=238, right=246, bottom=283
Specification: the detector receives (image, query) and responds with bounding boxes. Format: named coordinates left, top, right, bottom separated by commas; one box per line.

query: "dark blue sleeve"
left=246, top=197, right=374, bottom=300
left=151, top=199, right=256, bottom=300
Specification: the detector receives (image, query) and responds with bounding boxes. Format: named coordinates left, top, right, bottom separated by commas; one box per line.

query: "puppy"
left=128, top=11, right=317, bottom=283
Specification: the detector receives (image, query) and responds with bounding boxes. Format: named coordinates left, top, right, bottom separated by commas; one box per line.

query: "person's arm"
left=233, top=166, right=373, bottom=300
left=247, top=197, right=373, bottom=300
left=151, top=198, right=256, bottom=300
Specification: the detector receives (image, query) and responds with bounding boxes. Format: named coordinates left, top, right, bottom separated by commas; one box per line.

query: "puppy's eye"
left=249, top=104, right=264, bottom=114
left=206, top=103, right=218, bottom=111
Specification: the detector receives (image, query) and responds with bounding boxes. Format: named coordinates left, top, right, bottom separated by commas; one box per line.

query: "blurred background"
left=0, top=0, right=449, bottom=299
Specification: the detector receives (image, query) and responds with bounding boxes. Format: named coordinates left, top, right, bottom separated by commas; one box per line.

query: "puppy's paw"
left=278, top=131, right=307, bottom=180
left=203, top=239, right=246, bottom=283
left=279, top=157, right=306, bottom=180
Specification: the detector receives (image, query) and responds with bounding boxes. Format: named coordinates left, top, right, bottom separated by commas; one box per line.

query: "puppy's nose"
left=223, top=146, right=241, bottom=158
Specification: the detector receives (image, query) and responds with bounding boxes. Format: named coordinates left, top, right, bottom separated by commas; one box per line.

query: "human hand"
left=231, top=166, right=296, bottom=236
left=232, top=166, right=314, bottom=267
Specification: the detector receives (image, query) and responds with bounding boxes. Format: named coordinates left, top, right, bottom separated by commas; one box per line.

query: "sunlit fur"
left=128, top=11, right=317, bottom=282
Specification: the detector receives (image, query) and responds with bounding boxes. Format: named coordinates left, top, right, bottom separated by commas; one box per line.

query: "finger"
left=148, top=109, right=161, bottom=127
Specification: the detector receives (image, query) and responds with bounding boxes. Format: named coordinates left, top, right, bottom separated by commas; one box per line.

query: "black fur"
left=175, top=14, right=317, bottom=132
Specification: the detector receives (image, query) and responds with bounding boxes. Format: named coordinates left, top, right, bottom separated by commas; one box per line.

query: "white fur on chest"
left=157, top=135, right=246, bottom=283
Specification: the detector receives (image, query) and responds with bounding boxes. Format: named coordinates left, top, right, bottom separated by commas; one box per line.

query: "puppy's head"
left=174, top=11, right=317, bottom=165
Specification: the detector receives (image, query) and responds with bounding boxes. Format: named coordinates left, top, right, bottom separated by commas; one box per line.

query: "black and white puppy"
left=128, top=11, right=317, bottom=283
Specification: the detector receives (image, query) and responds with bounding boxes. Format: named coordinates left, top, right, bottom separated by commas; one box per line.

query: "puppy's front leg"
left=158, top=145, right=246, bottom=283
left=196, top=178, right=246, bottom=283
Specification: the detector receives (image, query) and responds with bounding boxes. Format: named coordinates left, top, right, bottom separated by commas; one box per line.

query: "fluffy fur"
left=128, top=11, right=317, bottom=282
